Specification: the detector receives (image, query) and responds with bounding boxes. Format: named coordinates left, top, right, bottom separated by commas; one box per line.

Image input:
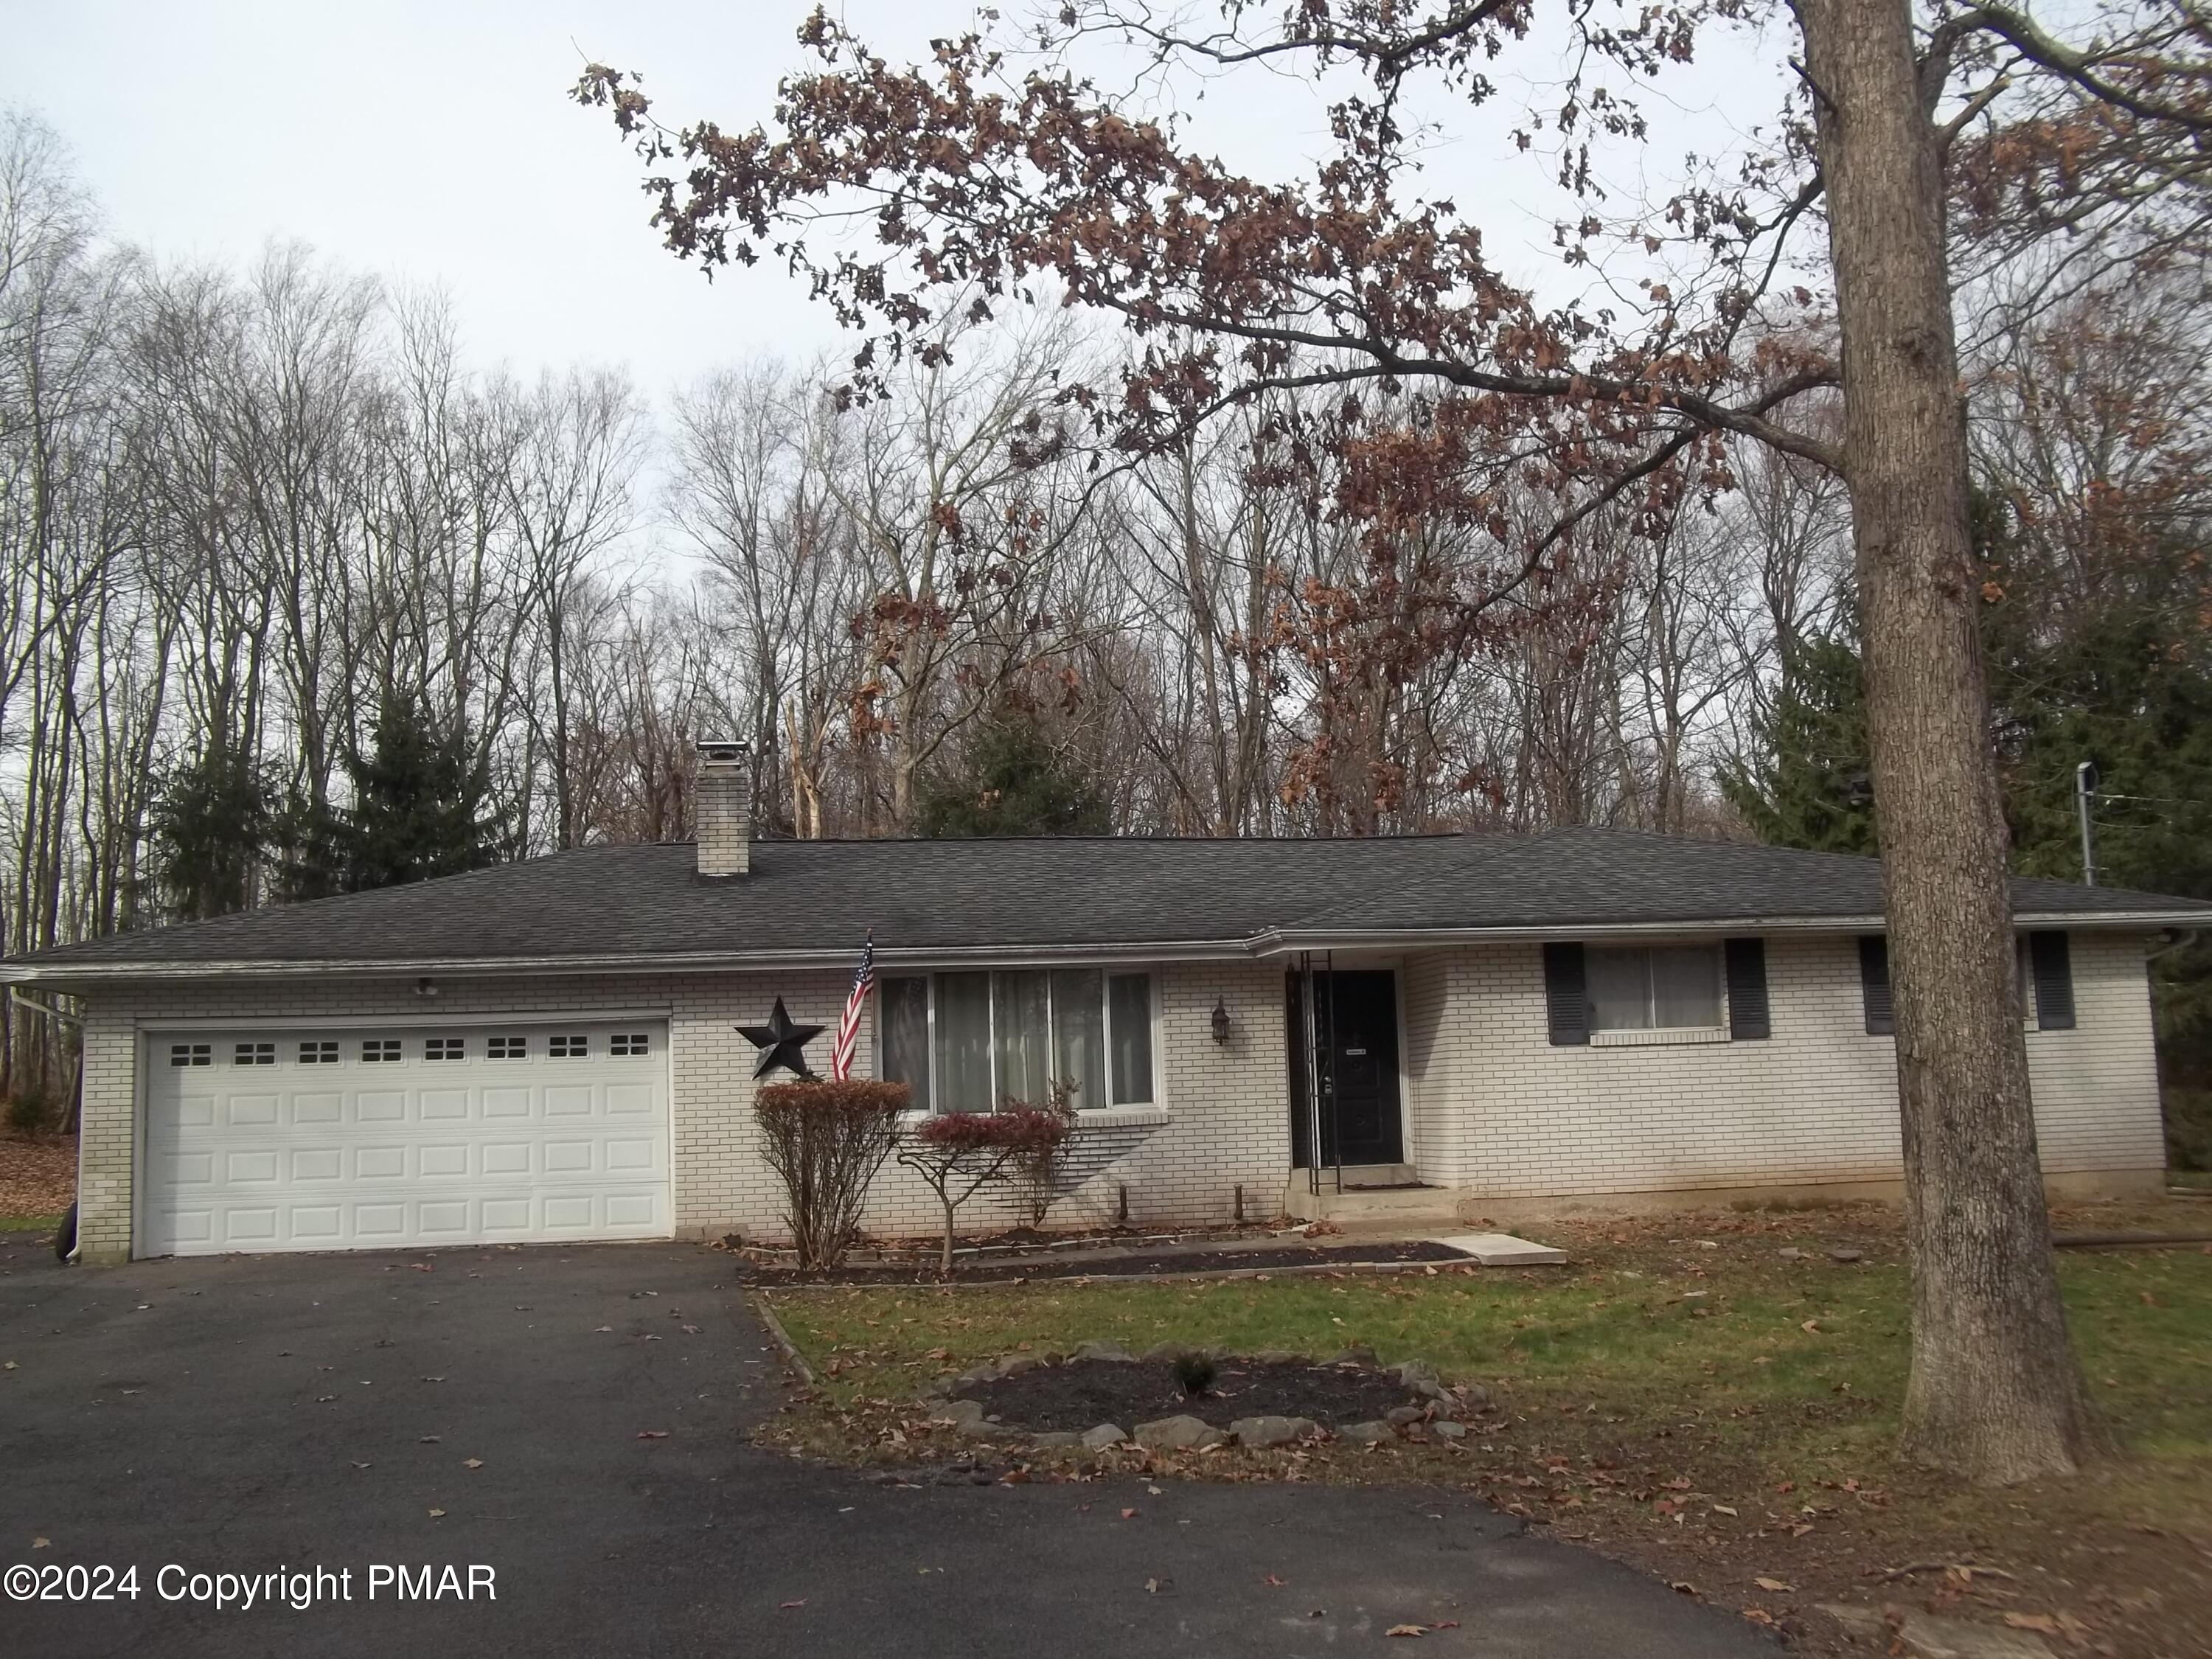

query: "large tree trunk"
left=1795, top=0, right=2104, bottom=1481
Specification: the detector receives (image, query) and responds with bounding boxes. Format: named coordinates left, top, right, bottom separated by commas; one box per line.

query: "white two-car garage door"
left=142, top=1018, right=671, bottom=1256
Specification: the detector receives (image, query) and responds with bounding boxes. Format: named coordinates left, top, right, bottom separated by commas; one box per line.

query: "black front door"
left=1286, top=969, right=1404, bottom=1168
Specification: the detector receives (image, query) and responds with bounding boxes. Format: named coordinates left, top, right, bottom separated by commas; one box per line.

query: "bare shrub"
left=754, top=1079, right=908, bottom=1270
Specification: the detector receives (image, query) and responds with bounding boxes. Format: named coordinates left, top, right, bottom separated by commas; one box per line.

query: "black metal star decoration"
left=737, top=997, right=824, bottom=1081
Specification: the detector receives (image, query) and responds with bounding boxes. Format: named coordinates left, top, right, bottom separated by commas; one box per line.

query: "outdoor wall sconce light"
left=1211, top=998, right=1232, bottom=1045
left=414, top=975, right=439, bottom=998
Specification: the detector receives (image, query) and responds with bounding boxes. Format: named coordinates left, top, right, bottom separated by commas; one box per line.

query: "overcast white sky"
left=1, top=1, right=1791, bottom=400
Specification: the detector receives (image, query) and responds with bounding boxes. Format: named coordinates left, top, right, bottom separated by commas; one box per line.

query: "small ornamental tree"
left=897, top=1108, right=1071, bottom=1275
left=754, top=1079, right=909, bottom=1270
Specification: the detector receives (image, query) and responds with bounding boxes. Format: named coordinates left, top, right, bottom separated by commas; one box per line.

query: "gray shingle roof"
left=7, top=827, right=2205, bottom=979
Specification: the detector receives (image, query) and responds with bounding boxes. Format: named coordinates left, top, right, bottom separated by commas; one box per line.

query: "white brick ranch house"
left=7, top=743, right=2203, bottom=1265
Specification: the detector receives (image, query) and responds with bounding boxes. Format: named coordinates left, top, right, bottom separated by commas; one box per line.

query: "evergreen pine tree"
left=1720, top=626, right=1877, bottom=856
left=915, top=708, right=1109, bottom=837
left=147, top=742, right=277, bottom=920
left=326, top=692, right=512, bottom=890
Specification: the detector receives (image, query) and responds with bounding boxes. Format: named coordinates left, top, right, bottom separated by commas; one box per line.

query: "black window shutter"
left=1543, top=942, right=1589, bottom=1046
left=1724, top=937, right=1770, bottom=1039
left=2029, top=931, right=2076, bottom=1030
left=1857, top=935, right=1894, bottom=1035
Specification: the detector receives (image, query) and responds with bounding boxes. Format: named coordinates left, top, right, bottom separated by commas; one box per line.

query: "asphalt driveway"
left=0, top=1234, right=1775, bottom=1658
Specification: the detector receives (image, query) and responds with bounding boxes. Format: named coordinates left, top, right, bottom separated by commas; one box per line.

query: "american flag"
left=830, top=931, right=874, bottom=1080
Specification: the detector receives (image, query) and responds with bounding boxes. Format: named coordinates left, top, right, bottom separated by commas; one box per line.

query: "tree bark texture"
left=1796, top=0, right=2104, bottom=1481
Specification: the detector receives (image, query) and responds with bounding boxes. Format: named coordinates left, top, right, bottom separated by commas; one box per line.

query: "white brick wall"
left=74, top=959, right=1293, bottom=1262
left=1403, top=931, right=2166, bottom=1198
left=69, top=931, right=2166, bottom=1261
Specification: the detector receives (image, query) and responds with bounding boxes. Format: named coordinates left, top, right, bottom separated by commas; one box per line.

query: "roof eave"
left=1255, top=909, right=2206, bottom=955
left=6, top=909, right=2199, bottom=987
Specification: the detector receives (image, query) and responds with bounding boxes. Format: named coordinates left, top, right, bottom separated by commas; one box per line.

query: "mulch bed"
left=953, top=1356, right=1421, bottom=1431
left=736, top=1238, right=1470, bottom=1286
left=0, top=1134, right=74, bottom=1219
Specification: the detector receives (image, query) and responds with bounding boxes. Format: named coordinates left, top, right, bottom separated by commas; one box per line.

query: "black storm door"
left=1286, top=969, right=1404, bottom=1168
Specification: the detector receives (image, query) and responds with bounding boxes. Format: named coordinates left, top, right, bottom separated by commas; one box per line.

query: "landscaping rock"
left=998, top=1354, right=1043, bottom=1377
left=1080, top=1422, right=1128, bottom=1450
left=1395, top=1358, right=1442, bottom=1390
left=930, top=1397, right=1017, bottom=1441
left=1384, top=1405, right=1427, bottom=1427
left=1816, top=1604, right=2051, bottom=1659
left=1339, top=1419, right=1395, bottom=1445
left=1134, top=1413, right=1227, bottom=1452
left=1229, top=1414, right=1318, bottom=1449
left=1777, top=1247, right=1806, bottom=1261
left=1326, top=1342, right=1380, bottom=1367
left=1829, top=1247, right=1866, bottom=1264
left=1141, top=1341, right=1197, bottom=1364
left=1247, top=1349, right=1308, bottom=1366
left=1456, top=1382, right=1492, bottom=1410
left=1028, top=1431, right=1084, bottom=1450
left=1431, top=1421, right=1468, bottom=1440
left=1071, top=1339, right=1139, bottom=1364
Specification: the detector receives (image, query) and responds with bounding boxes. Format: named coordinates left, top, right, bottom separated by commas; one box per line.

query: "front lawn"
left=759, top=1204, right=2212, bottom=1656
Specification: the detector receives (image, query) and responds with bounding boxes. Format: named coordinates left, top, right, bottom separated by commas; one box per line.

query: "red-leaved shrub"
left=897, top=1096, right=1075, bottom=1273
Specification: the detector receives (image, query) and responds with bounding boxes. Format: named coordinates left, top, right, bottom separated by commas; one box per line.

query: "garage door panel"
left=418, top=1144, right=472, bottom=1178
left=482, top=1141, right=532, bottom=1175
left=167, top=1095, right=216, bottom=1129
left=225, top=1208, right=279, bottom=1243
left=607, top=1083, right=653, bottom=1116
left=142, top=1022, right=669, bottom=1256
left=225, top=1150, right=280, bottom=1184
left=293, top=1093, right=341, bottom=1124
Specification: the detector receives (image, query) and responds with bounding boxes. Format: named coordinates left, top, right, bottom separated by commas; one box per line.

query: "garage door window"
left=610, top=1032, right=650, bottom=1057
left=233, top=1041, right=276, bottom=1065
left=169, top=1043, right=210, bottom=1067
left=425, top=1037, right=466, bottom=1061
left=487, top=1036, right=527, bottom=1059
left=362, top=1038, right=401, bottom=1062
left=299, top=1040, right=339, bottom=1064
left=549, top=1034, right=588, bottom=1057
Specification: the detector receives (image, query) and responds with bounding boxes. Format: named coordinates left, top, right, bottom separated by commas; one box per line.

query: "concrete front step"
left=1284, top=1177, right=1464, bottom=1224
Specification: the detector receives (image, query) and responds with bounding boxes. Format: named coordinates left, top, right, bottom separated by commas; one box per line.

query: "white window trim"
left=878, top=967, right=1161, bottom=1118
left=1590, top=1025, right=1731, bottom=1048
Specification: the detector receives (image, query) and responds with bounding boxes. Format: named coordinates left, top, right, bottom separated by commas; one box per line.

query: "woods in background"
left=2, top=108, right=2208, bottom=1133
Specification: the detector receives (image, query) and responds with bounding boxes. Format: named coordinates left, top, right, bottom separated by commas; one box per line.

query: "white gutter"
left=1248, top=909, right=2212, bottom=956
left=4, top=909, right=2201, bottom=986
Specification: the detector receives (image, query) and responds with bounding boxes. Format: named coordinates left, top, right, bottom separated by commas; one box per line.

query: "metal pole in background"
left=1326, top=950, right=1341, bottom=1196
left=1292, top=956, right=1310, bottom=1203
left=2076, top=760, right=2099, bottom=887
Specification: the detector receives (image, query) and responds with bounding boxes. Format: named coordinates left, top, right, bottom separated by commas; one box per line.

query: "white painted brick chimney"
left=695, top=739, right=752, bottom=878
